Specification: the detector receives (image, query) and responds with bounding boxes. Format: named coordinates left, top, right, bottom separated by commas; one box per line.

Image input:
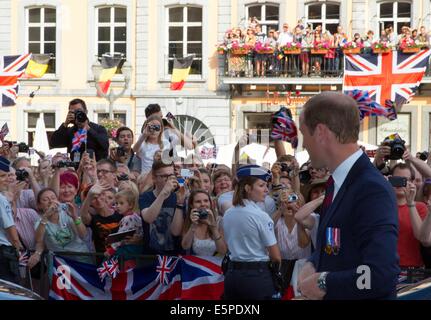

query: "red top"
left=397, top=202, right=428, bottom=267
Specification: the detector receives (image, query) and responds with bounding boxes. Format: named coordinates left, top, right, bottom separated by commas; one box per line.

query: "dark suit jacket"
left=309, top=153, right=400, bottom=300
left=49, top=122, right=109, bottom=161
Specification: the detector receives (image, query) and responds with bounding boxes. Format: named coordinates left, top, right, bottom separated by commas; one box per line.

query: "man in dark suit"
left=297, top=92, right=399, bottom=299
left=49, top=98, right=109, bottom=161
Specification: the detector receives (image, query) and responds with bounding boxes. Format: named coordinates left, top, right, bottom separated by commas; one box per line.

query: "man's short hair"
left=152, top=160, right=173, bottom=173
left=145, top=104, right=161, bottom=118
left=69, top=98, right=87, bottom=112
left=97, top=158, right=117, bottom=171
left=303, top=91, right=360, bottom=144
left=116, top=126, right=134, bottom=141
left=391, top=162, right=415, bottom=181
left=11, top=157, right=30, bottom=169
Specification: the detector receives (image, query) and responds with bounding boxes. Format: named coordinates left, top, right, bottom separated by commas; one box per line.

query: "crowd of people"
left=0, top=95, right=431, bottom=300
left=220, top=18, right=431, bottom=77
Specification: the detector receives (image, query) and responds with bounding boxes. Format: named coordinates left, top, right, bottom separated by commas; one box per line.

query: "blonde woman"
left=133, top=115, right=169, bottom=174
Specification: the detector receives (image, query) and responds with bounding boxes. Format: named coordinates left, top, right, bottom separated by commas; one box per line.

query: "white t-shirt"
left=0, top=193, right=14, bottom=247
left=138, top=143, right=161, bottom=174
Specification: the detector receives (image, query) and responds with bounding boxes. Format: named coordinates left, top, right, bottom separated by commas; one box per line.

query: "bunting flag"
left=49, top=254, right=224, bottom=300
left=271, top=106, right=298, bottom=148
left=347, top=89, right=397, bottom=121
left=98, top=55, right=122, bottom=95
left=97, top=257, right=120, bottom=281
left=0, top=123, right=9, bottom=141
left=0, top=54, right=31, bottom=107
left=71, top=129, right=87, bottom=152
left=23, top=54, right=50, bottom=78
left=170, top=54, right=195, bottom=90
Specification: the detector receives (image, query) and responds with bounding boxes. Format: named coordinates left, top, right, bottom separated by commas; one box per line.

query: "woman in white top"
left=133, top=115, right=169, bottom=174
left=181, top=189, right=226, bottom=256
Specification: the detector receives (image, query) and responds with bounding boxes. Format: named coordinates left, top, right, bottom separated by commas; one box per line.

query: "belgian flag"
left=170, top=54, right=195, bottom=90
left=23, top=54, right=50, bottom=78
left=98, top=55, right=122, bottom=94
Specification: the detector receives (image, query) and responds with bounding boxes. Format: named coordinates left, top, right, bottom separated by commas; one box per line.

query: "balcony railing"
left=218, top=48, right=431, bottom=80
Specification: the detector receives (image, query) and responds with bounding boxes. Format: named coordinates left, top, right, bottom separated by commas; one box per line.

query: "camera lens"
left=75, top=110, right=87, bottom=123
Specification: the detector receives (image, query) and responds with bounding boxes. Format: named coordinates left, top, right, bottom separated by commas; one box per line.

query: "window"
left=246, top=4, right=279, bottom=34
left=96, top=6, right=127, bottom=58
left=26, top=112, right=56, bottom=147
left=306, top=2, right=340, bottom=34
left=167, top=6, right=202, bottom=75
left=26, top=7, right=56, bottom=74
left=97, top=112, right=127, bottom=125
left=378, top=1, right=411, bottom=35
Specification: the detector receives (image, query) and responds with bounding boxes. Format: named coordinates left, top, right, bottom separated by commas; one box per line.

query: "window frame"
left=165, top=5, right=203, bottom=78
left=377, top=1, right=411, bottom=36
left=305, top=2, right=340, bottom=33
left=245, top=3, right=280, bottom=35
left=25, top=111, right=57, bottom=147
left=95, top=5, right=127, bottom=60
left=24, top=5, right=57, bottom=77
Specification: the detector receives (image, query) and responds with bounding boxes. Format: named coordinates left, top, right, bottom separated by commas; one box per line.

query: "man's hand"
left=402, top=149, right=414, bottom=162
left=64, top=111, right=75, bottom=127
left=298, top=262, right=316, bottom=284
left=271, top=163, right=282, bottom=183
left=374, top=145, right=391, bottom=165
left=404, top=181, right=417, bottom=206
left=159, top=176, right=178, bottom=200
left=298, top=272, right=326, bottom=300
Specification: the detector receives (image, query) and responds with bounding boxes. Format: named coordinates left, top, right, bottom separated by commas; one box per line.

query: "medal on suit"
left=332, top=227, right=340, bottom=255
left=325, top=227, right=333, bottom=255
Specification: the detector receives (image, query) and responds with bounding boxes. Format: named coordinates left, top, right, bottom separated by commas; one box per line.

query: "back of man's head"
left=303, top=91, right=360, bottom=144
left=145, top=104, right=161, bottom=118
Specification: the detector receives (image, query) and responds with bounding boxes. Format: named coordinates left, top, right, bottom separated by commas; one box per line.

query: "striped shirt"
left=275, top=218, right=311, bottom=260
left=15, top=208, right=40, bottom=250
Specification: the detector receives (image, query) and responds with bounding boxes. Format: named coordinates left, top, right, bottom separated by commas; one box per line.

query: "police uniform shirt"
left=0, top=193, right=15, bottom=246
left=223, top=200, right=277, bottom=262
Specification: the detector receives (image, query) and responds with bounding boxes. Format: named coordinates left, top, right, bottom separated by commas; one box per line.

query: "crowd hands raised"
left=1, top=97, right=431, bottom=300
left=219, top=18, right=431, bottom=78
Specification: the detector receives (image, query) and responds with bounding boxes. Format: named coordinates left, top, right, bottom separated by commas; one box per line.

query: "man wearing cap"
left=297, top=92, right=399, bottom=300
left=223, top=165, right=282, bottom=300
left=0, top=156, right=24, bottom=283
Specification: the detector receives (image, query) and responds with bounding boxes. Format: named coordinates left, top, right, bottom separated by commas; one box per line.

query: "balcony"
left=218, top=49, right=431, bottom=88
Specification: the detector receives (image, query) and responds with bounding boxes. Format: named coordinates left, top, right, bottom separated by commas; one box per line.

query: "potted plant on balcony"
left=311, top=41, right=329, bottom=54
left=372, top=41, right=391, bottom=54
left=230, top=42, right=251, bottom=55
left=100, top=118, right=124, bottom=148
left=282, top=42, right=302, bottom=54
left=342, top=41, right=361, bottom=54
left=216, top=43, right=227, bottom=55
left=399, top=39, right=421, bottom=53
left=255, top=42, right=275, bottom=54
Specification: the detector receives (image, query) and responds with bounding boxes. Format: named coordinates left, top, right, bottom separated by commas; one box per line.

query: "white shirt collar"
left=332, top=148, right=364, bottom=198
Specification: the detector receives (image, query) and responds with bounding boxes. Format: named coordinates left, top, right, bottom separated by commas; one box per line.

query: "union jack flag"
left=199, top=145, right=217, bottom=160
left=271, top=106, right=298, bottom=148
left=97, top=257, right=120, bottom=281
left=343, top=50, right=431, bottom=109
left=49, top=254, right=224, bottom=300
left=156, top=255, right=179, bottom=285
left=0, top=54, right=31, bottom=107
left=71, top=129, right=87, bottom=152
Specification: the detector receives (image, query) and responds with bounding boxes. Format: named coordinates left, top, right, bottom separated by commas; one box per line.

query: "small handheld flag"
left=0, top=123, right=9, bottom=141
left=23, top=54, right=51, bottom=79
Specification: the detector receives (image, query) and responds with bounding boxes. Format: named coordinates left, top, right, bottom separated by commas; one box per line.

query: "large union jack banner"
left=0, top=54, right=31, bottom=107
left=49, top=255, right=224, bottom=300
left=343, top=49, right=431, bottom=108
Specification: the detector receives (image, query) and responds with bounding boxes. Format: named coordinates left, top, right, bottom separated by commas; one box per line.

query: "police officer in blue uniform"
left=223, top=165, right=282, bottom=300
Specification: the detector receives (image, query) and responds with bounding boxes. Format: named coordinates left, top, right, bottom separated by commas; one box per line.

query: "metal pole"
left=109, top=90, right=115, bottom=120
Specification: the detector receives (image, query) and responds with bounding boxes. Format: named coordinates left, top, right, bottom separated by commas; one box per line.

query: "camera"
left=54, top=161, right=79, bottom=169
left=17, top=142, right=29, bottom=153
left=280, top=163, right=291, bottom=173
left=117, top=173, right=129, bottom=181
left=116, top=146, right=126, bottom=157
left=383, top=134, right=406, bottom=160
left=74, top=110, right=88, bottom=123
left=388, top=176, right=407, bottom=188
left=299, top=170, right=311, bottom=184
left=15, top=169, right=29, bottom=182
left=288, top=193, right=299, bottom=202
left=419, top=151, right=429, bottom=161
left=148, top=124, right=161, bottom=132
left=197, top=209, right=209, bottom=220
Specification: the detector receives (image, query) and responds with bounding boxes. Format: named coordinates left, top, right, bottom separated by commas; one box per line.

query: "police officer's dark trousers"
left=224, top=261, right=276, bottom=300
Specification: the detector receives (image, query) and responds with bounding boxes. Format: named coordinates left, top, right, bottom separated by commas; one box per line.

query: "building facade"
left=1, top=0, right=431, bottom=154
